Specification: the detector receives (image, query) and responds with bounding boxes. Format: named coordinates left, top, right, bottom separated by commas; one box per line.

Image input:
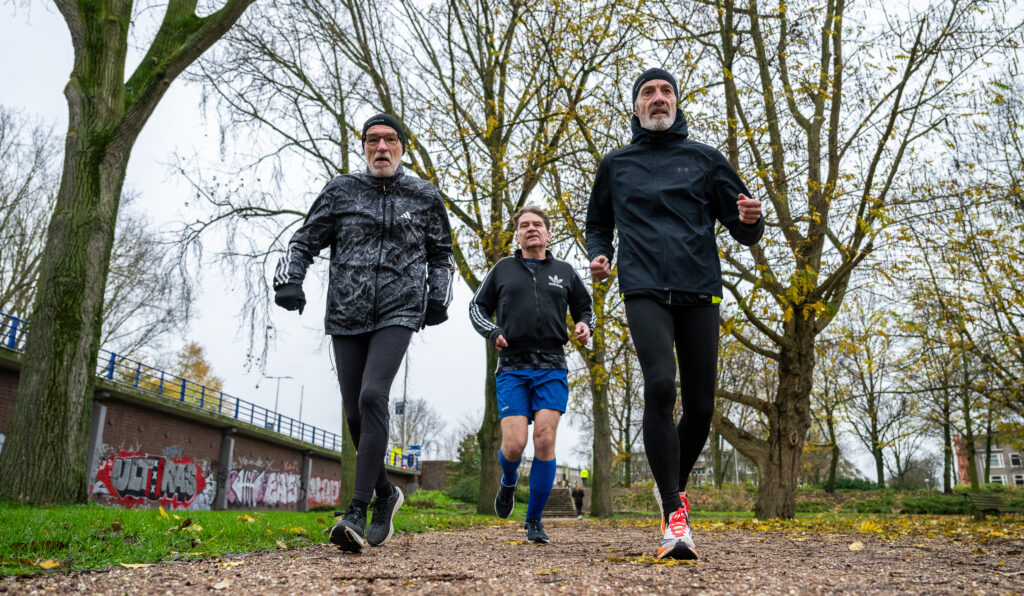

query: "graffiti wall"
left=91, top=448, right=215, bottom=510
left=308, top=476, right=341, bottom=507
left=227, top=468, right=301, bottom=508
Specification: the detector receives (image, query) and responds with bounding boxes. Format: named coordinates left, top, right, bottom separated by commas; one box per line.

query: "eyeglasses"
left=365, top=134, right=401, bottom=147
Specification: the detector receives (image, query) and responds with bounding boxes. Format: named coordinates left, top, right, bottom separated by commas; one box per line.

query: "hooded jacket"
left=586, top=110, right=763, bottom=299
left=273, top=166, right=455, bottom=335
left=469, top=250, right=596, bottom=365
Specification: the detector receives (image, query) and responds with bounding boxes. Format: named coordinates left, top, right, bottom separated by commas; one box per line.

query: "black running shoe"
left=494, top=481, right=516, bottom=519
left=366, top=486, right=404, bottom=547
left=329, top=505, right=366, bottom=553
left=524, top=518, right=550, bottom=544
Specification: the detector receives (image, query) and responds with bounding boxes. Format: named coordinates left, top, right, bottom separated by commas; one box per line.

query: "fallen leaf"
left=158, top=507, right=169, bottom=520
left=849, top=541, right=865, bottom=551
left=535, top=569, right=559, bottom=575
left=217, top=561, right=244, bottom=567
left=109, top=522, right=123, bottom=534
left=237, top=514, right=256, bottom=523
left=38, top=560, right=60, bottom=569
left=212, top=578, right=232, bottom=590
left=276, top=540, right=287, bottom=549
left=119, top=563, right=154, bottom=569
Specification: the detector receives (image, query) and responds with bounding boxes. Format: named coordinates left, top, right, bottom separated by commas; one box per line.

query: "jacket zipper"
left=372, top=182, right=389, bottom=324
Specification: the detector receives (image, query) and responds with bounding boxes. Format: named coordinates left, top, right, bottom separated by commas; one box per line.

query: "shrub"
left=406, top=490, right=460, bottom=509
left=817, top=477, right=880, bottom=491
left=795, top=500, right=834, bottom=513
left=839, top=495, right=895, bottom=514
left=446, top=477, right=480, bottom=504
left=898, top=495, right=969, bottom=515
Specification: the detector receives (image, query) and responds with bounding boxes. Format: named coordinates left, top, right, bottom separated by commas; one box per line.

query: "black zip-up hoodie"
left=273, top=166, right=455, bottom=335
left=469, top=250, right=596, bottom=357
left=586, top=110, right=764, bottom=298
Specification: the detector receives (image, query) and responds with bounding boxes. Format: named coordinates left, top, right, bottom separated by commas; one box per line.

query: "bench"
left=965, top=493, right=1024, bottom=520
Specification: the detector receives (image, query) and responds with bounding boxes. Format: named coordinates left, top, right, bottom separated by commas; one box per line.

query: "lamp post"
left=263, top=374, right=293, bottom=413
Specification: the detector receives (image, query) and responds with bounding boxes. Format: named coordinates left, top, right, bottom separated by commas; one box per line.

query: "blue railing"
left=0, top=312, right=344, bottom=453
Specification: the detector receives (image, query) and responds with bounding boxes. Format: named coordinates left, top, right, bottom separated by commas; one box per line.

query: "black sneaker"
left=366, top=486, right=404, bottom=546
left=329, top=505, right=367, bottom=553
left=524, top=518, right=550, bottom=544
left=494, top=480, right=516, bottom=519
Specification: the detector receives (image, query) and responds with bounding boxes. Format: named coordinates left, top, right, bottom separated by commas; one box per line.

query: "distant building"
left=954, top=435, right=1024, bottom=486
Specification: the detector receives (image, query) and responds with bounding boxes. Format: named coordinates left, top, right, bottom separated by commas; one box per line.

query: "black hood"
left=630, top=108, right=688, bottom=143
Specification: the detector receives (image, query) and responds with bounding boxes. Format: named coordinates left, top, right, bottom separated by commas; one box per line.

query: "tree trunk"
left=587, top=283, right=613, bottom=517
left=826, top=417, right=838, bottom=493
left=942, top=402, right=953, bottom=494
left=0, top=0, right=255, bottom=504
left=711, top=429, right=723, bottom=488
left=339, top=413, right=356, bottom=507
left=753, top=331, right=813, bottom=519
left=476, top=342, right=501, bottom=514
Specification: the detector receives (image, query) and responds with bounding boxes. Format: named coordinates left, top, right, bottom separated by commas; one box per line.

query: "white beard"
left=639, top=109, right=676, bottom=132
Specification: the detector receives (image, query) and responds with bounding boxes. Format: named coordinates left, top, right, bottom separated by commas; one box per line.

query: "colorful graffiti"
left=308, top=476, right=341, bottom=507
left=227, top=469, right=301, bottom=508
left=92, top=451, right=208, bottom=509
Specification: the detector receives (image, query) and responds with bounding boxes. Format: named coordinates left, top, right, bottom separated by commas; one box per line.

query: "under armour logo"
left=400, top=211, right=412, bottom=220
left=548, top=275, right=563, bottom=288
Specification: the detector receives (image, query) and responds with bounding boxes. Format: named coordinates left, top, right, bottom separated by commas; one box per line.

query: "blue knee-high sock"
left=526, top=457, right=556, bottom=521
left=498, top=450, right=521, bottom=486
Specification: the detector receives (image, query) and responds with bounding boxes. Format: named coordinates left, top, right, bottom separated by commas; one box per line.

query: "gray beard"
left=639, top=110, right=676, bottom=132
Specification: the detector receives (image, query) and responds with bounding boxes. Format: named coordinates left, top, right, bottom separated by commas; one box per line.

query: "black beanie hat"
left=631, top=68, right=678, bottom=107
left=362, top=113, right=406, bottom=150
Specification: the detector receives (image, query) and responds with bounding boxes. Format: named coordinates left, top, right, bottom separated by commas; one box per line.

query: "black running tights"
left=332, top=326, right=413, bottom=503
left=625, top=298, right=719, bottom=511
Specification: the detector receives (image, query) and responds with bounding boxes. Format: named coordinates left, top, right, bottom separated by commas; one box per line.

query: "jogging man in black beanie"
left=586, top=68, right=764, bottom=560
left=273, top=113, right=455, bottom=553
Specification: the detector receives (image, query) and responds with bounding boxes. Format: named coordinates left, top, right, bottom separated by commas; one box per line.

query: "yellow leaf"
left=212, top=579, right=232, bottom=590
left=849, top=541, right=865, bottom=551
left=119, top=563, right=154, bottom=569
left=217, top=561, right=244, bottom=567
left=535, top=569, right=559, bottom=575
left=159, top=507, right=169, bottom=520
left=288, top=527, right=306, bottom=534
left=237, top=514, right=256, bottom=523
left=172, top=514, right=181, bottom=520
left=38, top=560, right=60, bottom=569
left=276, top=540, right=287, bottom=549
left=183, top=523, right=203, bottom=533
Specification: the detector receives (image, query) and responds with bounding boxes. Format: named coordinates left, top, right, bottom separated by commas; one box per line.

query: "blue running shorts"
left=495, top=368, right=569, bottom=420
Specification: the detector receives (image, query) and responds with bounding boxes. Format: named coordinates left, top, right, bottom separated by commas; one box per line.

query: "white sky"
left=0, top=4, right=591, bottom=466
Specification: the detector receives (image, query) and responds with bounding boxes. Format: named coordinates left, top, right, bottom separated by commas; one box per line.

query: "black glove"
left=422, top=301, right=448, bottom=328
left=274, top=283, right=306, bottom=314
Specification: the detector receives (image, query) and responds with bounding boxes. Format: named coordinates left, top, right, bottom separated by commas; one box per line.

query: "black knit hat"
left=362, top=113, right=406, bottom=150
left=631, top=68, right=678, bottom=107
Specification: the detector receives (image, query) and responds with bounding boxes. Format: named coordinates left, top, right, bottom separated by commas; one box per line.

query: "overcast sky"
left=0, top=4, right=596, bottom=467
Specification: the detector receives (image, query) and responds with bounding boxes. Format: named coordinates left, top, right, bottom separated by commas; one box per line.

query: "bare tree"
left=0, top=107, right=192, bottom=357
left=388, top=397, right=447, bottom=460
left=652, top=0, right=1019, bottom=517
left=0, top=0, right=259, bottom=503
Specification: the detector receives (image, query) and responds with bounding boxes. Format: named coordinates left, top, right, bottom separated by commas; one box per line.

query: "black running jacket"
left=586, top=110, right=764, bottom=298
left=273, top=166, right=455, bottom=335
left=469, top=250, right=596, bottom=356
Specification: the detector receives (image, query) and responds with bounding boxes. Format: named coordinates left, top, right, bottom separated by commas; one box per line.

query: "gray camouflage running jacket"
left=273, top=166, right=456, bottom=335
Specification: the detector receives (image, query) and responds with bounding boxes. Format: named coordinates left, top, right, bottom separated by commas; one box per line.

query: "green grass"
left=0, top=498, right=495, bottom=576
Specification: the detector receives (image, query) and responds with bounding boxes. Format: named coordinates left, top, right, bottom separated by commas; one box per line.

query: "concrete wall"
left=0, top=349, right=419, bottom=510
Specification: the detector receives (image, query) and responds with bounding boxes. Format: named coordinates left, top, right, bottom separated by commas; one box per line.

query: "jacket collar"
left=630, top=108, right=689, bottom=144
left=358, top=165, right=405, bottom=187
left=514, top=248, right=555, bottom=261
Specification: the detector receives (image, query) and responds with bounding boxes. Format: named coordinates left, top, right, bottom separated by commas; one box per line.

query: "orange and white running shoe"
left=656, top=502, right=698, bottom=560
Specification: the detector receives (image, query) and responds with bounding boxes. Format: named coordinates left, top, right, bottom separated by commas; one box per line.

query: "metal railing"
left=0, top=312, right=343, bottom=453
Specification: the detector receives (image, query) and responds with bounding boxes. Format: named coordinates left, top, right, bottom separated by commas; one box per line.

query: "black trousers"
left=332, top=326, right=413, bottom=503
left=625, top=298, right=719, bottom=509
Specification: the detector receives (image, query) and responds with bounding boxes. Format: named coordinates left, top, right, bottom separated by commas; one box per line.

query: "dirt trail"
left=3, top=519, right=1022, bottom=594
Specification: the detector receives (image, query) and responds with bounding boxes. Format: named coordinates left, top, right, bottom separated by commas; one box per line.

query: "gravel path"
left=4, top=518, right=1022, bottom=594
